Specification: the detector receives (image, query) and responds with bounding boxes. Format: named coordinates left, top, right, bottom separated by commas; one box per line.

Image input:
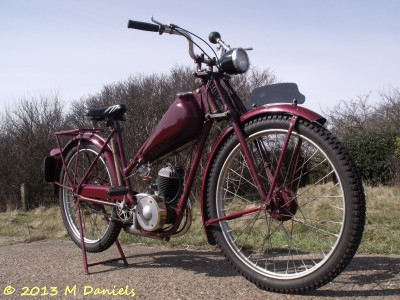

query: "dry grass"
left=0, top=206, right=67, bottom=243
left=0, top=185, right=399, bottom=254
left=359, top=185, right=400, bottom=254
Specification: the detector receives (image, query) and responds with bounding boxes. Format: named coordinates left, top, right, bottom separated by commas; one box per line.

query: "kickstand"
left=77, top=202, right=128, bottom=274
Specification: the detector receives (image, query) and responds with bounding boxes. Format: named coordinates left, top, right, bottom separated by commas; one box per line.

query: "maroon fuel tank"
left=137, top=93, right=204, bottom=163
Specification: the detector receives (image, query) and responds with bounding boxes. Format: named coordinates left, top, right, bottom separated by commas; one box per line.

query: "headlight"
left=219, top=48, right=250, bottom=74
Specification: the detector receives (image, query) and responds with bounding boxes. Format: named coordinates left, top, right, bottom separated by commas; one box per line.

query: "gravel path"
left=0, top=239, right=399, bottom=299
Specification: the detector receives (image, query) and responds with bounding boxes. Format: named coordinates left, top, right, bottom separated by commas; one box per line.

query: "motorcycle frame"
left=53, top=72, right=325, bottom=241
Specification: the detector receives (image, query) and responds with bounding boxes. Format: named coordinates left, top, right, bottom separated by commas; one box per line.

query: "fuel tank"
left=138, top=93, right=204, bottom=163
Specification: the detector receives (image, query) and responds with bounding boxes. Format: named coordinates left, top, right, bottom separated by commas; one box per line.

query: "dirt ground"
left=0, top=238, right=399, bottom=299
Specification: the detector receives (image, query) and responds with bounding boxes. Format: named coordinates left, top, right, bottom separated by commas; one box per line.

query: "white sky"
left=1, top=0, right=399, bottom=115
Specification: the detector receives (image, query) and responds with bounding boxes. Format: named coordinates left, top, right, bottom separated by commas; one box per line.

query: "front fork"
left=265, top=115, right=298, bottom=205
left=205, top=114, right=300, bottom=226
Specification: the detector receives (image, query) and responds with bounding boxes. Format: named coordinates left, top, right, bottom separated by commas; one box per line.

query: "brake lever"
left=149, top=16, right=210, bottom=64
left=151, top=16, right=164, bottom=26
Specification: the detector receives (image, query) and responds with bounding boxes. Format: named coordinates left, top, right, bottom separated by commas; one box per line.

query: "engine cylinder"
left=157, top=166, right=182, bottom=203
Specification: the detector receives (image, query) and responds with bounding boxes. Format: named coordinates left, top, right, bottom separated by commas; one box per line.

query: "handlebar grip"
left=127, top=20, right=159, bottom=32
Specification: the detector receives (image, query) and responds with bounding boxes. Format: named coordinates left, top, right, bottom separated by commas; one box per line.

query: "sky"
left=1, top=0, right=399, bottom=115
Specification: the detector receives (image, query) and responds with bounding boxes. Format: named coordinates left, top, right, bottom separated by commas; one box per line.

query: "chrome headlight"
left=220, top=47, right=250, bottom=74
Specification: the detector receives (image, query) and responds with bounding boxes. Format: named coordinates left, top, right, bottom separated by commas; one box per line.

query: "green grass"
left=0, top=185, right=399, bottom=254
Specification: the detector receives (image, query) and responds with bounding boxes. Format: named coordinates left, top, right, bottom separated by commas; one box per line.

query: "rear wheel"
left=206, top=115, right=365, bottom=293
left=59, top=141, right=122, bottom=253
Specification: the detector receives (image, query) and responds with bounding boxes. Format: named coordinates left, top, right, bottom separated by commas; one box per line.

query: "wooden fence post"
left=21, top=183, right=29, bottom=211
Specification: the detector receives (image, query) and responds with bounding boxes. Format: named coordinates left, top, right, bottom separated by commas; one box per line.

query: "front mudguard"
left=44, top=133, right=116, bottom=194
left=200, top=104, right=326, bottom=245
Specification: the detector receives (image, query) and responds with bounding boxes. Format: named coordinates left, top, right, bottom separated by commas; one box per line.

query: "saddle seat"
left=86, top=104, right=126, bottom=122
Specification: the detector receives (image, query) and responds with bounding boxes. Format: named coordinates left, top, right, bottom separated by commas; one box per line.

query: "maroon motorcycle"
left=45, top=17, right=365, bottom=293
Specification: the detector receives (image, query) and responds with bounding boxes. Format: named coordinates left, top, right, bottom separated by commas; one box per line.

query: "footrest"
left=107, top=186, right=129, bottom=196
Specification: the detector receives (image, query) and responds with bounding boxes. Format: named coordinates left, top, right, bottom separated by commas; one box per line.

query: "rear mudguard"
left=200, top=104, right=326, bottom=245
left=44, top=133, right=116, bottom=193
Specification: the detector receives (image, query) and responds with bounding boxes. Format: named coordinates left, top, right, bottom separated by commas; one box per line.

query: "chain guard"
left=81, top=201, right=133, bottom=223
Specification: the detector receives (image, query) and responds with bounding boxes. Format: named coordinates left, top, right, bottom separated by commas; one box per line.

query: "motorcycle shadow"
left=122, top=247, right=237, bottom=278
left=311, top=255, right=400, bottom=298
left=99, top=248, right=399, bottom=297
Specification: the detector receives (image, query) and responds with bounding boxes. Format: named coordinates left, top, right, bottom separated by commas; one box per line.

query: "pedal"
left=107, top=186, right=129, bottom=196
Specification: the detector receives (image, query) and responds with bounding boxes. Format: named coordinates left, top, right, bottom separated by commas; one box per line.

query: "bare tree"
left=0, top=93, right=65, bottom=209
left=324, top=93, right=377, bottom=138
left=375, top=87, right=400, bottom=131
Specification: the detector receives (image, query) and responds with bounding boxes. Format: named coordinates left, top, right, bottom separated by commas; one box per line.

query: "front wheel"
left=206, top=115, right=365, bottom=293
left=59, top=141, right=122, bottom=253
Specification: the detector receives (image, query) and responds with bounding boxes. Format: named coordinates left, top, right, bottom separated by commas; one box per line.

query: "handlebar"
left=127, top=17, right=252, bottom=73
left=127, top=18, right=211, bottom=64
left=127, top=20, right=159, bottom=32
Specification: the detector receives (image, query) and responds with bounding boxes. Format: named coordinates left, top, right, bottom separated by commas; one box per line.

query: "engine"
left=135, top=165, right=183, bottom=232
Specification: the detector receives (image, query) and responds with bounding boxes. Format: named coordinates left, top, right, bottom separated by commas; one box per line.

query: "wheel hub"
left=268, top=187, right=298, bottom=221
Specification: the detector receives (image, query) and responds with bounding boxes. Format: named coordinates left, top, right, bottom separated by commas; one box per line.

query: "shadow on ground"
left=311, top=255, right=400, bottom=298
left=99, top=247, right=400, bottom=298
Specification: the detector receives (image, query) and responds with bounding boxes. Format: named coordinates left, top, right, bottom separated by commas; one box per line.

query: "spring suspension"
left=207, top=80, right=243, bottom=115
left=207, top=81, right=224, bottom=113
